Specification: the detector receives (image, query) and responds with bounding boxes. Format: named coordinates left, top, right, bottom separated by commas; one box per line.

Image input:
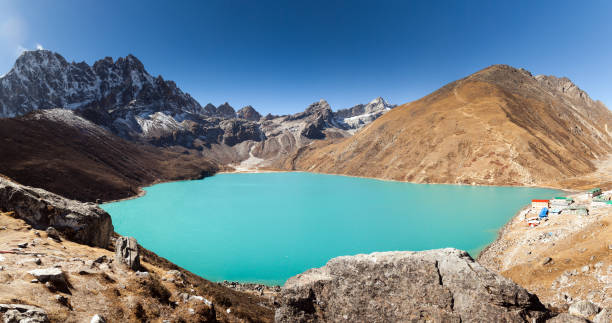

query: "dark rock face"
left=202, top=103, right=218, bottom=116
left=334, top=103, right=365, bottom=119
left=220, top=119, right=264, bottom=146
left=0, top=177, right=113, bottom=248
left=294, top=100, right=336, bottom=139
left=115, top=236, right=141, bottom=270
left=216, top=102, right=237, bottom=119
left=275, top=249, right=550, bottom=323
left=237, top=105, right=262, bottom=121
left=300, top=122, right=326, bottom=140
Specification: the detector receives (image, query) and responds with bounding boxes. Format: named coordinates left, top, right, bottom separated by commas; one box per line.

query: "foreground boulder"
left=0, top=304, right=49, bottom=323
left=275, top=248, right=549, bottom=322
left=0, top=177, right=113, bottom=247
left=28, top=268, right=66, bottom=284
left=115, top=236, right=141, bottom=270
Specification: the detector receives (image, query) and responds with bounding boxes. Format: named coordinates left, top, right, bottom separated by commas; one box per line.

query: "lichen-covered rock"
left=0, top=303, right=49, bottom=323
left=275, top=248, right=550, bottom=323
left=115, top=236, right=140, bottom=270
left=0, top=177, right=113, bottom=248
left=569, top=300, right=600, bottom=319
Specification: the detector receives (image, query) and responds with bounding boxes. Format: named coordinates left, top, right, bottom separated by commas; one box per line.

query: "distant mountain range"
left=281, top=64, right=612, bottom=187
left=0, top=50, right=395, bottom=165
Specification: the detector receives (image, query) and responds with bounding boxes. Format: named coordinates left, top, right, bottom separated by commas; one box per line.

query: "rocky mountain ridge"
left=0, top=50, right=395, bottom=167
left=0, top=50, right=201, bottom=118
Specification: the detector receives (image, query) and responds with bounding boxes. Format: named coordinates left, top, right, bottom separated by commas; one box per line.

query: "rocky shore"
left=0, top=177, right=274, bottom=322
left=220, top=281, right=281, bottom=303
left=3, top=174, right=612, bottom=322
left=478, top=191, right=612, bottom=320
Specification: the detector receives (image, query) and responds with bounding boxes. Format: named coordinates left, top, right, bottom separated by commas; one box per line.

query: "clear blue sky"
left=1, top=0, right=611, bottom=114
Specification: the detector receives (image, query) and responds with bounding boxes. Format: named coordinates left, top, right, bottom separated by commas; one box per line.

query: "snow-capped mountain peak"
left=333, top=97, right=397, bottom=131
left=0, top=50, right=201, bottom=118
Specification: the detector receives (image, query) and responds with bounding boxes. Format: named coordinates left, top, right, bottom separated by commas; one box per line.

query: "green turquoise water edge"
left=101, top=172, right=560, bottom=285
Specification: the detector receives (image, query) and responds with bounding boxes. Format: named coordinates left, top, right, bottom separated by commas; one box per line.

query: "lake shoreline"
left=224, top=166, right=579, bottom=192
left=102, top=165, right=575, bottom=205
left=102, top=171, right=561, bottom=286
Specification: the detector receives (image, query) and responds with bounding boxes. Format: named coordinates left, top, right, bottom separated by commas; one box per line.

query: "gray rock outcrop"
left=594, top=308, right=611, bottom=323
left=0, top=304, right=49, bottom=323
left=569, top=300, right=600, bottom=319
left=115, top=236, right=141, bottom=270
left=298, top=100, right=336, bottom=140
left=28, top=268, right=66, bottom=284
left=0, top=177, right=113, bottom=248
left=275, top=248, right=549, bottom=323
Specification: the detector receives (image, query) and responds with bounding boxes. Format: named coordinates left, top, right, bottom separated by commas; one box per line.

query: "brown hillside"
left=0, top=212, right=274, bottom=322
left=281, top=65, right=612, bottom=187
left=0, top=109, right=220, bottom=202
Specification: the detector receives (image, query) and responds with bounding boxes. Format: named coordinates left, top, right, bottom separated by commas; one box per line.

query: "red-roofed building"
left=531, top=199, right=549, bottom=209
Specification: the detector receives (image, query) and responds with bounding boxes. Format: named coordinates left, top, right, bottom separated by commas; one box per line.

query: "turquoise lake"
left=101, top=172, right=560, bottom=285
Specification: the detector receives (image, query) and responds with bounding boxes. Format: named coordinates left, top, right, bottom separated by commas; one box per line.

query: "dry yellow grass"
left=281, top=65, right=612, bottom=189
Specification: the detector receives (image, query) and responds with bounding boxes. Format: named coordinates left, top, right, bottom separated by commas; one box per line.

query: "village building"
left=563, top=206, right=588, bottom=216
left=531, top=199, right=549, bottom=209
left=550, top=197, right=572, bottom=209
